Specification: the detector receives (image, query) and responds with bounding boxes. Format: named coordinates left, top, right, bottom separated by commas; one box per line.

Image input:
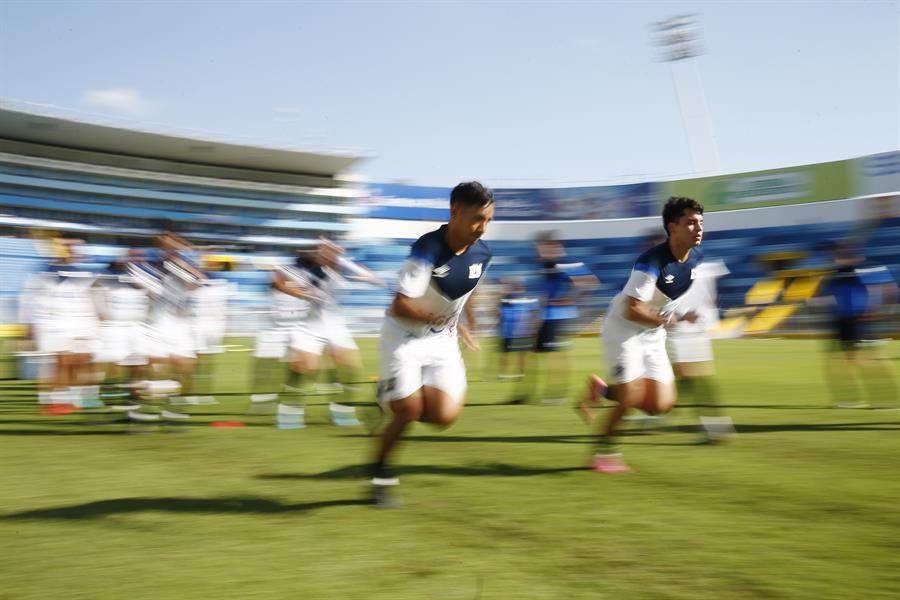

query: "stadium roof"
left=0, top=105, right=363, bottom=178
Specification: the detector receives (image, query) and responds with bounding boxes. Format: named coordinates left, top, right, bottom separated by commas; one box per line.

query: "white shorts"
left=36, top=319, right=99, bottom=355
left=602, top=316, right=674, bottom=385
left=290, top=314, right=358, bottom=356
left=254, top=327, right=291, bottom=359
left=378, top=319, right=467, bottom=407
left=666, top=332, right=714, bottom=364
left=193, top=317, right=226, bottom=354
left=146, top=314, right=197, bottom=359
left=95, top=322, right=148, bottom=365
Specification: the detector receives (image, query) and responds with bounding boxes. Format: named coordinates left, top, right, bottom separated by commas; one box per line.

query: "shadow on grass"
left=0, top=428, right=131, bottom=436
left=261, top=462, right=585, bottom=481
left=343, top=433, right=595, bottom=445
left=3, top=496, right=370, bottom=520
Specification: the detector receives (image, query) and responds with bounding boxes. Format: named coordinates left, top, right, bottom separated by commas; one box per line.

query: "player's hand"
left=681, top=311, right=699, bottom=323
left=459, top=326, right=481, bottom=351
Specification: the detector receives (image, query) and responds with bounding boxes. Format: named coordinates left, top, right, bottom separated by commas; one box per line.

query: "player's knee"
left=392, top=402, right=423, bottom=423
left=430, top=411, right=458, bottom=429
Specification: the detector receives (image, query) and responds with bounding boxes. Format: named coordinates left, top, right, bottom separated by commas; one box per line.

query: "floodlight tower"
left=652, top=14, right=721, bottom=175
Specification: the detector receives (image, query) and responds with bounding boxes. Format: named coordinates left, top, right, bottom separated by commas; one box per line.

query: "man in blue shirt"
left=515, top=233, right=597, bottom=404
left=593, top=197, right=704, bottom=473
left=818, top=242, right=898, bottom=408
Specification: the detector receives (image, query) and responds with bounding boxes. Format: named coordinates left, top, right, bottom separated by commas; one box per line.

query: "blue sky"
left=1, top=1, right=897, bottom=186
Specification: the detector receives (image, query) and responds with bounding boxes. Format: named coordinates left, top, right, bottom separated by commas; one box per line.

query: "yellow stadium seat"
left=743, top=304, right=797, bottom=334
left=745, top=279, right=785, bottom=305
left=783, top=276, right=824, bottom=302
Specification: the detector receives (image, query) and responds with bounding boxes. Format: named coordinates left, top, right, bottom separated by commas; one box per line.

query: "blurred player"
left=816, top=242, right=899, bottom=409
left=186, top=275, right=230, bottom=404
left=136, top=227, right=206, bottom=420
left=276, top=239, right=382, bottom=423
left=247, top=256, right=313, bottom=414
left=93, top=253, right=151, bottom=407
left=592, top=197, right=704, bottom=473
left=666, top=258, right=734, bottom=442
left=496, top=278, right=538, bottom=382
left=21, top=238, right=101, bottom=409
left=370, top=181, right=493, bottom=507
left=517, top=233, right=597, bottom=404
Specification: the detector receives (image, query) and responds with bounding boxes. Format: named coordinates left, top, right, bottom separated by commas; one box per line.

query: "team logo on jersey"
left=691, top=268, right=697, bottom=280
left=664, top=274, right=675, bottom=284
left=432, top=265, right=451, bottom=278
left=468, top=263, right=483, bottom=279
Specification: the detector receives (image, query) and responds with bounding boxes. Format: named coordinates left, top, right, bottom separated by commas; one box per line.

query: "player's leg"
left=575, top=373, right=609, bottom=425
left=419, top=348, right=468, bottom=427
left=370, top=324, right=425, bottom=507
left=327, top=319, right=363, bottom=405
left=286, top=323, right=325, bottom=406
left=593, top=327, right=646, bottom=472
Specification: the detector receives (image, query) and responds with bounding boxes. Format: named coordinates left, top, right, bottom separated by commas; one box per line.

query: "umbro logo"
left=469, top=263, right=483, bottom=279
left=664, top=274, right=675, bottom=284
left=432, top=265, right=451, bottom=278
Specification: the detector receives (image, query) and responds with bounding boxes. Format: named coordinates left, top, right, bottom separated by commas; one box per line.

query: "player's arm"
left=337, top=256, right=384, bottom=286
left=624, top=296, right=699, bottom=326
left=457, top=298, right=480, bottom=350
left=272, top=269, right=320, bottom=301
left=389, top=292, right=440, bottom=325
left=389, top=241, right=439, bottom=323
left=621, top=266, right=696, bottom=326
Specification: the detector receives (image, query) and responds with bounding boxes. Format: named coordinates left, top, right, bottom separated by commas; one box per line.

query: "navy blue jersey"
left=389, top=225, right=492, bottom=337
left=608, top=242, right=704, bottom=331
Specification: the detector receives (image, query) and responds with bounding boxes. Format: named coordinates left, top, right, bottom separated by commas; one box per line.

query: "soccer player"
left=370, top=181, right=494, bottom=507
left=516, top=233, right=597, bottom=404
left=278, top=239, right=382, bottom=423
left=592, top=196, right=704, bottom=473
left=496, top=277, right=539, bottom=382
left=666, top=258, right=734, bottom=442
left=247, top=257, right=313, bottom=414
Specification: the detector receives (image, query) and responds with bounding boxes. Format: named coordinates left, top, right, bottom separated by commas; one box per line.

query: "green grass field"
left=1, top=338, right=898, bottom=599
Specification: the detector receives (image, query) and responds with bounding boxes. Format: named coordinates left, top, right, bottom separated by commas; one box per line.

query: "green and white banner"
left=662, top=159, right=854, bottom=211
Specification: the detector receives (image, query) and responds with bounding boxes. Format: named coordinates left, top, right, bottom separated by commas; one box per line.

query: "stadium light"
left=651, top=14, right=721, bottom=175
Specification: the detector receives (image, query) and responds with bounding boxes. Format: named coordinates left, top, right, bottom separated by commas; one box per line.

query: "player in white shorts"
left=42, top=242, right=101, bottom=406
left=591, top=197, right=705, bottom=473
left=370, top=181, right=494, bottom=508
left=249, top=264, right=312, bottom=408
left=95, top=260, right=150, bottom=367
left=666, top=259, right=735, bottom=443
left=274, top=239, right=382, bottom=418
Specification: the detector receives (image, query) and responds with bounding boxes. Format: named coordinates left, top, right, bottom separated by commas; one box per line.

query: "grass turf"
left=0, top=337, right=898, bottom=599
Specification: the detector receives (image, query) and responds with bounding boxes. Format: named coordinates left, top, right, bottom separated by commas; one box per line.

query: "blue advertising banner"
left=363, top=182, right=660, bottom=221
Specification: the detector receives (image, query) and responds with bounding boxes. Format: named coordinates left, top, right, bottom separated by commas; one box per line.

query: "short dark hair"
left=450, top=181, right=494, bottom=208
left=662, top=196, right=704, bottom=236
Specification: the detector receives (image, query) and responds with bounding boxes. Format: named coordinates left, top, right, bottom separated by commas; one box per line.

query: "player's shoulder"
left=409, top=226, right=448, bottom=263
left=633, top=242, right=671, bottom=274
left=690, top=245, right=705, bottom=264
left=469, top=238, right=492, bottom=261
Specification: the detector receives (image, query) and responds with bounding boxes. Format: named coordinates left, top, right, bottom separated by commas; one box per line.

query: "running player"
left=277, top=239, right=382, bottom=423
left=593, top=196, right=704, bottom=473
left=370, top=181, right=494, bottom=507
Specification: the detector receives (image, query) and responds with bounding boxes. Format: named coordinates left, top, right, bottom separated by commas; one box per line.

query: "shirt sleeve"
left=622, top=267, right=658, bottom=302
left=395, top=257, right=433, bottom=298
left=396, top=236, right=439, bottom=299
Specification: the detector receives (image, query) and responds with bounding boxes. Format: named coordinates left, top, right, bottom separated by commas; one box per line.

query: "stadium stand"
left=1, top=103, right=897, bottom=343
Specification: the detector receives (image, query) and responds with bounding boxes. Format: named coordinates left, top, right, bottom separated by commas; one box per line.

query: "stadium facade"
left=1, top=103, right=898, bottom=340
